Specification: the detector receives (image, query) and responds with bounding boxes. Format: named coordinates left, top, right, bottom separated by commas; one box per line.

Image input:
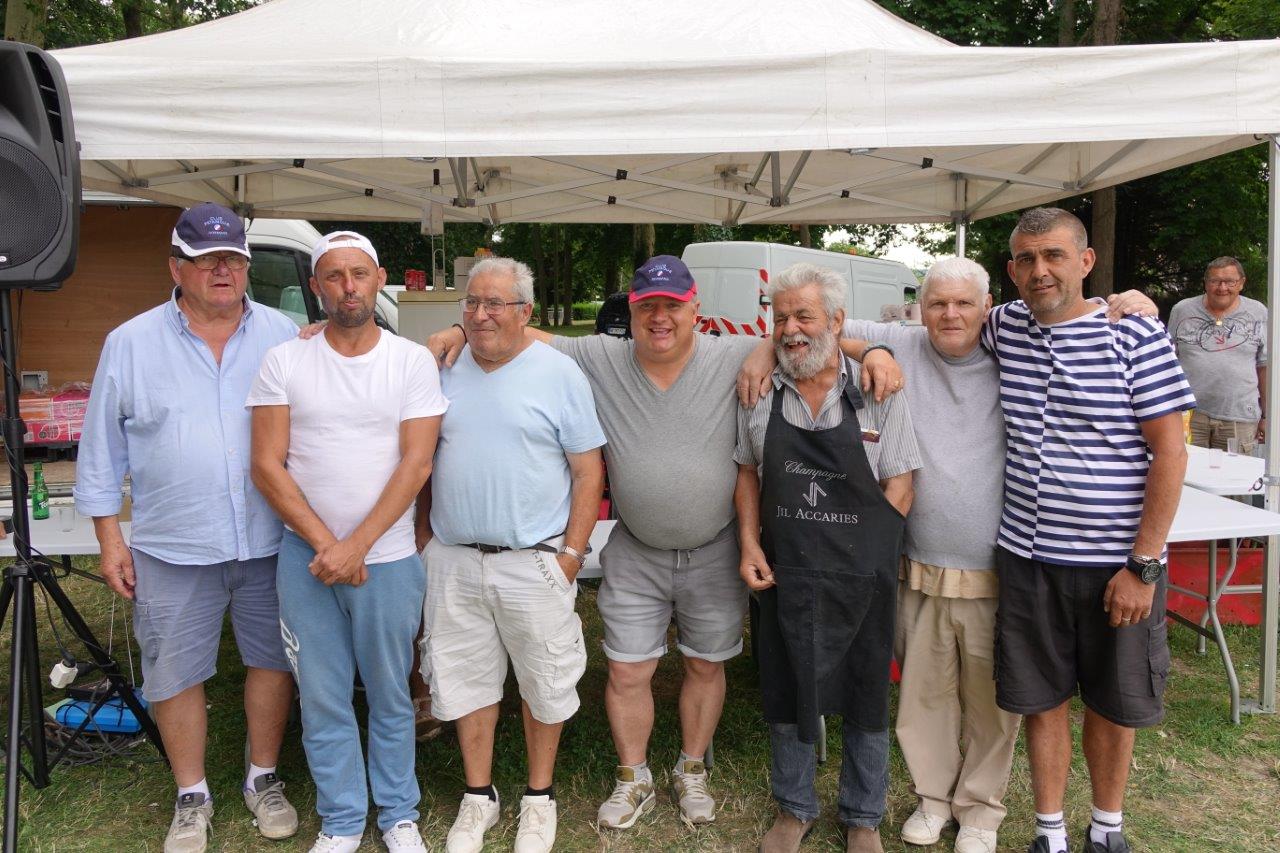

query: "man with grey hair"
left=1169, top=256, right=1267, bottom=454
left=420, top=256, right=605, bottom=853
left=736, top=262, right=922, bottom=853
left=844, top=256, right=1018, bottom=853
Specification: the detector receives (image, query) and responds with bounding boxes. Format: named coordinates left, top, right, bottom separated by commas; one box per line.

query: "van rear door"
left=849, top=262, right=907, bottom=321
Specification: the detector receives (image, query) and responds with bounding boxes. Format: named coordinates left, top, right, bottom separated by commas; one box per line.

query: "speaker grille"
left=0, top=137, right=62, bottom=268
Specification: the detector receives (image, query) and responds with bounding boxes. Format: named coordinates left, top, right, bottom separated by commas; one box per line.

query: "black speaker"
left=0, top=42, right=79, bottom=290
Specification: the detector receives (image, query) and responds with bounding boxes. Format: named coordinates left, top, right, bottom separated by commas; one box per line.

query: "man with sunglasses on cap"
left=427, top=255, right=900, bottom=832
left=75, top=202, right=301, bottom=853
left=249, top=231, right=447, bottom=853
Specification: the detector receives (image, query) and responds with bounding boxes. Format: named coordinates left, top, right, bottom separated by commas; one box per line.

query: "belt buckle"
left=473, top=543, right=503, bottom=554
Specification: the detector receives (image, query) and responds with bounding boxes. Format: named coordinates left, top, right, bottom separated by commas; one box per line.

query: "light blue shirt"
left=431, top=341, right=606, bottom=548
left=74, top=288, right=298, bottom=565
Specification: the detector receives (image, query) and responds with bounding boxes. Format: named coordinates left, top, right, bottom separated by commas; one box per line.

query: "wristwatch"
left=862, top=343, right=894, bottom=360
left=559, top=544, right=591, bottom=569
left=1125, top=553, right=1165, bottom=584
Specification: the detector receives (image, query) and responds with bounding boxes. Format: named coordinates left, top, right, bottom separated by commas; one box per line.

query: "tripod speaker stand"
left=0, top=42, right=165, bottom=851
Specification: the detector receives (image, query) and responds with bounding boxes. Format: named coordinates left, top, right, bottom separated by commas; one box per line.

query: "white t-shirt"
left=246, top=330, right=448, bottom=563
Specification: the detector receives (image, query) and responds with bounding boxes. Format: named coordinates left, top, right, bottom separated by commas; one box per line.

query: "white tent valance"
left=54, top=0, right=1280, bottom=226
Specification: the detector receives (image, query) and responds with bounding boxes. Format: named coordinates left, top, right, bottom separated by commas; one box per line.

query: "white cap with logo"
left=311, top=230, right=380, bottom=273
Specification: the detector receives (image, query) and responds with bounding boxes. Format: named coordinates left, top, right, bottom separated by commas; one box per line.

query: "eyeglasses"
left=174, top=251, right=248, bottom=271
left=459, top=297, right=526, bottom=315
left=1207, top=278, right=1242, bottom=287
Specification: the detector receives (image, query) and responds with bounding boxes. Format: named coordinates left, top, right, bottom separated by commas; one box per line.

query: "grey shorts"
left=131, top=549, right=290, bottom=702
left=596, top=521, right=747, bottom=663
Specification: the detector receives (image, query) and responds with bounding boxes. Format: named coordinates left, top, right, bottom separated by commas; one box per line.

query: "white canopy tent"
left=51, top=0, right=1280, bottom=715
left=54, top=0, right=1279, bottom=232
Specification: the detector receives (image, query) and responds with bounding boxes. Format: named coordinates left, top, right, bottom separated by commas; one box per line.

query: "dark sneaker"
left=1027, top=837, right=1052, bottom=853
left=1082, top=826, right=1132, bottom=853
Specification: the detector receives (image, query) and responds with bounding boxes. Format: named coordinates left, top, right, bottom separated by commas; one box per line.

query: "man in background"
left=1169, top=256, right=1267, bottom=454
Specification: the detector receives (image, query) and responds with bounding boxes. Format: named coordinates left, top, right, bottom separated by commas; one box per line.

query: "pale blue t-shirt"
left=430, top=340, right=606, bottom=548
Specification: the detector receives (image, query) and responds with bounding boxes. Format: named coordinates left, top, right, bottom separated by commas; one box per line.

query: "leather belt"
left=463, top=540, right=560, bottom=555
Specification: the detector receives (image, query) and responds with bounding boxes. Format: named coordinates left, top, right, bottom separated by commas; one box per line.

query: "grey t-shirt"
left=844, top=320, right=1004, bottom=571
left=551, top=333, right=759, bottom=549
left=1168, top=295, right=1266, bottom=422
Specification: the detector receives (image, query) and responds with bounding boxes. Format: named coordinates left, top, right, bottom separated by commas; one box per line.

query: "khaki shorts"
left=596, top=521, right=747, bottom=663
left=421, top=538, right=586, bottom=725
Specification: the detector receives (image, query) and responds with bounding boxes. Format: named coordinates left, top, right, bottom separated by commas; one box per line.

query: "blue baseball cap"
left=629, top=255, right=697, bottom=303
left=171, top=202, right=250, bottom=258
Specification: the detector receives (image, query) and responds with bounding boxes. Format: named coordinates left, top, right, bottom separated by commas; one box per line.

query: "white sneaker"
left=596, top=766, right=656, bottom=829
left=307, top=832, right=363, bottom=853
left=446, top=792, right=500, bottom=853
left=513, top=795, right=557, bottom=853
left=671, top=759, right=716, bottom=825
left=901, top=808, right=949, bottom=846
left=383, top=820, right=429, bottom=852
left=954, top=825, right=998, bottom=853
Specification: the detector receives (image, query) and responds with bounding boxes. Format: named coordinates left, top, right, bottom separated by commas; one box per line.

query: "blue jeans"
left=770, top=720, right=889, bottom=828
left=276, top=531, right=426, bottom=837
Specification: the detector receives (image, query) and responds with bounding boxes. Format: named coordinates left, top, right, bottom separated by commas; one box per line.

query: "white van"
left=681, top=242, right=918, bottom=336
left=245, top=218, right=399, bottom=332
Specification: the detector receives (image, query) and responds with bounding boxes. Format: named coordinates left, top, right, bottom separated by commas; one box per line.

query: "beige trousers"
left=894, top=584, right=1021, bottom=831
left=1189, top=410, right=1259, bottom=456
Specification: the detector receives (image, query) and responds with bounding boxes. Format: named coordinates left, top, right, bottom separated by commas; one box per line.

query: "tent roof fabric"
left=55, top=0, right=1280, bottom=224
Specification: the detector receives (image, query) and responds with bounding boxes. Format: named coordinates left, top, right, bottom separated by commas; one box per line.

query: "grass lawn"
left=535, top=323, right=596, bottom=338
left=2, top=561, right=1278, bottom=852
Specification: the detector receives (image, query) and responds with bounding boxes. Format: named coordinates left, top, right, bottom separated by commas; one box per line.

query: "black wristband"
left=862, top=342, right=894, bottom=360
left=452, top=322, right=467, bottom=343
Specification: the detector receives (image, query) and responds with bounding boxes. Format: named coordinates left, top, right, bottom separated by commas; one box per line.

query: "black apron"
left=754, top=364, right=904, bottom=743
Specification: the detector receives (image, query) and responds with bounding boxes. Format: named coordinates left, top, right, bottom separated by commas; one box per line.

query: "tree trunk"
left=603, top=261, right=621, bottom=297
left=795, top=225, right=813, bottom=248
left=4, top=0, right=48, bottom=45
left=633, top=223, right=655, bottom=268
left=560, top=236, right=575, bottom=327
left=1087, top=0, right=1122, bottom=297
left=1057, top=0, right=1077, bottom=46
left=121, top=1, right=144, bottom=39
left=532, top=223, right=550, bottom=326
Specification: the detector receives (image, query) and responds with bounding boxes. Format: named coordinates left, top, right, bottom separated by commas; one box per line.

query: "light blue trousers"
left=277, top=531, right=426, bottom=837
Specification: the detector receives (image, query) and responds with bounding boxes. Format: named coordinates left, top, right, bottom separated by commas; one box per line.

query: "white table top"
left=1168, top=485, right=1280, bottom=542
left=1183, top=444, right=1265, bottom=497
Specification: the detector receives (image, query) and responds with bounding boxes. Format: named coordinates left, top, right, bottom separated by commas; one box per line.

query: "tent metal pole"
left=1259, top=134, right=1280, bottom=715
left=954, top=175, right=968, bottom=256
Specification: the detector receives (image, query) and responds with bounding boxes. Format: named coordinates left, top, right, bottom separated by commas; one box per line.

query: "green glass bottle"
left=32, top=462, right=50, bottom=520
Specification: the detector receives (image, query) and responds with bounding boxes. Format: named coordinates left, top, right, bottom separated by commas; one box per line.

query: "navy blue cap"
left=629, top=255, right=697, bottom=303
left=171, top=203, right=250, bottom=258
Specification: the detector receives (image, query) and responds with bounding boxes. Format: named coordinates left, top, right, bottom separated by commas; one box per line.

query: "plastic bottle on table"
left=32, top=461, right=49, bottom=520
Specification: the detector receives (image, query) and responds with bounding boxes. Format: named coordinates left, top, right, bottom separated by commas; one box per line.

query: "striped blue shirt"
left=982, top=302, right=1194, bottom=568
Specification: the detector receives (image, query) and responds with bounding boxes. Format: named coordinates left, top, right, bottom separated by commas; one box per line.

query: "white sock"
left=1034, top=811, right=1067, bottom=853
left=245, top=762, right=277, bottom=793
left=676, top=751, right=705, bottom=771
left=177, top=778, right=211, bottom=802
left=1090, top=806, right=1123, bottom=845
left=624, top=761, right=652, bottom=782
